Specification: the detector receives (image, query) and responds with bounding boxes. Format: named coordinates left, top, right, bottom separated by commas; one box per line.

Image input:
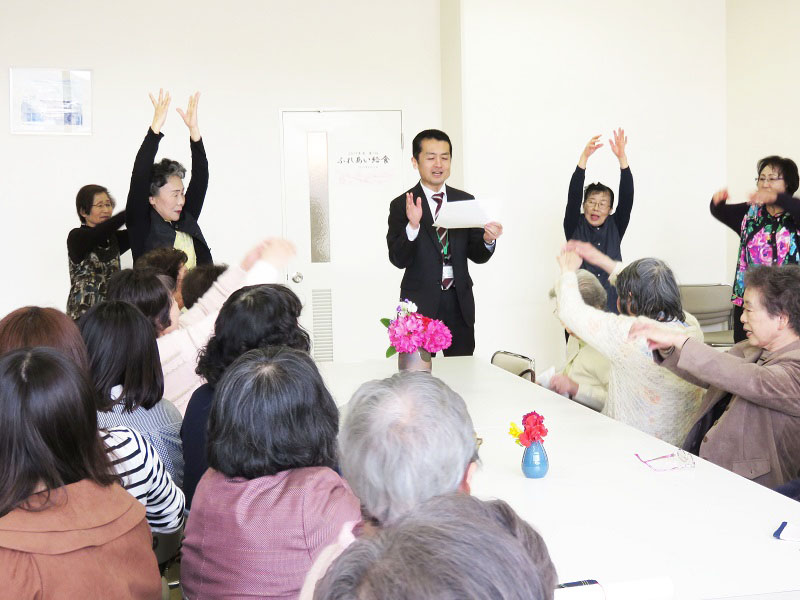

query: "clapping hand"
left=240, top=238, right=297, bottom=271
left=177, top=92, right=201, bottom=142
left=149, top=89, right=171, bottom=135
left=609, top=128, right=628, bottom=168
left=563, top=240, right=617, bottom=274
left=406, top=192, right=423, bottom=230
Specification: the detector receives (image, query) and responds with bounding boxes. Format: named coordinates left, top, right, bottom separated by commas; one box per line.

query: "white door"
left=280, top=110, right=404, bottom=362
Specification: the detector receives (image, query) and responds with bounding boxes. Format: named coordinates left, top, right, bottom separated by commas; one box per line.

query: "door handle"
left=292, top=272, right=304, bottom=283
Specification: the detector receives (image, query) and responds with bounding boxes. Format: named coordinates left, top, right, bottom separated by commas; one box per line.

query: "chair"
left=679, top=284, right=735, bottom=347
left=491, top=350, right=535, bottom=381
left=153, top=527, right=183, bottom=597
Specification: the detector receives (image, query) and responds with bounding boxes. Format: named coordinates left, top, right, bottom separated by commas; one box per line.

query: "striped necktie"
left=433, top=192, right=453, bottom=290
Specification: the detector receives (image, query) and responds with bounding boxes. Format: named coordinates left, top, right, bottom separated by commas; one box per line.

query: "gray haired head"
left=314, top=493, right=557, bottom=600
left=149, top=158, right=187, bottom=197
left=615, top=258, right=685, bottom=322
left=550, top=269, right=607, bottom=310
left=339, top=371, right=476, bottom=526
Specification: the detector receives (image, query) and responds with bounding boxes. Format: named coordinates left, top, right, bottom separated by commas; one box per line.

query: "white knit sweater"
left=556, top=269, right=704, bottom=446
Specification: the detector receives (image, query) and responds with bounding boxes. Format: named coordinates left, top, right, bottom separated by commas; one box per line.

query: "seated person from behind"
left=181, top=263, right=228, bottom=309
left=134, top=246, right=189, bottom=309
left=545, top=269, right=610, bottom=411
left=0, top=348, right=161, bottom=599
left=181, top=347, right=361, bottom=600
left=300, top=371, right=555, bottom=599
left=555, top=242, right=704, bottom=445
left=564, top=129, right=634, bottom=313
left=630, top=264, right=800, bottom=489
left=314, top=493, right=557, bottom=600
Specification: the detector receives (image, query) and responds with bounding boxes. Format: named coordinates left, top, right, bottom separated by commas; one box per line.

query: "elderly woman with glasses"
left=710, top=155, right=800, bottom=342
left=66, top=185, right=130, bottom=320
left=564, top=129, right=634, bottom=313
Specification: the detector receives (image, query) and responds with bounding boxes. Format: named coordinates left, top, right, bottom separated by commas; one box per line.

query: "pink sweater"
left=182, top=467, right=362, bottom=600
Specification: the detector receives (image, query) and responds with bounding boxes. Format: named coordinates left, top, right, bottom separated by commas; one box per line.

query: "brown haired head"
left=0, top=307, right=90, bottom=373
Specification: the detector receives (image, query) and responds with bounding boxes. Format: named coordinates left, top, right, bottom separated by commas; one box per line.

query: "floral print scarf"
left=733, top=205, right=800, bottom=305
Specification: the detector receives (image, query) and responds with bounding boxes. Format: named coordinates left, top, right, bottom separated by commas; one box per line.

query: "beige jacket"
left=659, top=338, right=800, bottom=488
left=562, top=335, right=610, bottom=411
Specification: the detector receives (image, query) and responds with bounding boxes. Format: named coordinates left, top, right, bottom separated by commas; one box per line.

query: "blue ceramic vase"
left=521, top=441, right=549, bottom=478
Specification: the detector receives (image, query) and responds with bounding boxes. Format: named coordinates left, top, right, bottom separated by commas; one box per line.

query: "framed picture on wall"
left=9, top=68, right=92, bottom=135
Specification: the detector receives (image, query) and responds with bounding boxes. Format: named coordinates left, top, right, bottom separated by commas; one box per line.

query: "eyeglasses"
left=92, top=202, right=113, bottom=210
left=755, top=176, right=784, bottom=185
left=584, top=199, right=610, bottom=210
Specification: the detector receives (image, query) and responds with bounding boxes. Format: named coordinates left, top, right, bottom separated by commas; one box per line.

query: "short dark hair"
left=758, top=155, right=799, bottom=196
left=744, top=265, right=800, bottom=335
left=0, top=306, right=90, bottom=374
left=412, top=129, right=452, bottom=160
left=182, top=263, right=228, bottom=309
left=0, top=348, right=117, bottom=517
left=208, top=347, right=338, bottom=479
left=134, top=247, right=188, bottom=283
left=79, top=301, right=164, bottom=412
left=583, top=182, right=615, bottom=210
left=149, top=159, right=186, bottom=197
left=615, top=258, right=685, bottom=322
left=107, top=268, right=173, bottom=334
left=76, top=184, right=115, bottom=224
left=196, top=284, right=311, bottom=385
left=314, top=493, right=556, bottom=600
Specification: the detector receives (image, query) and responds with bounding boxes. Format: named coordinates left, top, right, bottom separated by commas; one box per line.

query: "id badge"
left=442, top=265, right=454, bottom=280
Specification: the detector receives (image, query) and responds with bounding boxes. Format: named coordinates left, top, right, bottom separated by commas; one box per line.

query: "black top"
left=125, top=128, right=212, bottom=263
left=67, top=211, right=130, bottom=263
left=181, top=382, right=214, bottom=510
left=564, top=166, right=634, bottom=313
left=710, top=193, right=800, bottom=233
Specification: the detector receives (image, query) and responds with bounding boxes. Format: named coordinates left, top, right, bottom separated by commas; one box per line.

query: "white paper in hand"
left=434, top=199, right=491, bottom=229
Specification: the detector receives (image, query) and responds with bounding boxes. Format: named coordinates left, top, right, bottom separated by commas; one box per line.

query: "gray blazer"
left=657, top=338, right=800, bottom=489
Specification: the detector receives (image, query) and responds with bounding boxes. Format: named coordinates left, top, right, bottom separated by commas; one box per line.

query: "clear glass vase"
left=521, top=441, right=549, bottom=478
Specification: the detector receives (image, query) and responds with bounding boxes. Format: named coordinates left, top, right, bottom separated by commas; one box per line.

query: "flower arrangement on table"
left=381, top=300, right=452, bottom=358
left=509, top=411, right=548, bottom=447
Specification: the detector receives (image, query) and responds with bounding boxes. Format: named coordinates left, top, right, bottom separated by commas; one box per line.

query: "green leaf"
left=380, top=318, right=391, bottom=328
left=386, top=346, right=397, bottom=358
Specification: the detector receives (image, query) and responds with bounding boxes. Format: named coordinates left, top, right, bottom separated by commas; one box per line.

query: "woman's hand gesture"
left=609, top=128, right=628, bottom=168
left=177, top=92, right=201, bottom=142
left=149, top=89, right=171, bottom=135
left=578, top=135, right=603, bottom=169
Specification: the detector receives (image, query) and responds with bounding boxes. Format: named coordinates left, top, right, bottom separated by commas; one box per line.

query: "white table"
left=318, top=357, right=800, bottom=600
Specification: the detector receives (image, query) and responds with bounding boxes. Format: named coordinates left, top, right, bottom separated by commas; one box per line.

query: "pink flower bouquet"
left=381, top=300, right=452, bottom=357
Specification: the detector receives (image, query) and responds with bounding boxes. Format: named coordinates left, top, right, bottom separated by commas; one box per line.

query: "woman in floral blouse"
left=711, top=155, right=800, bottom=342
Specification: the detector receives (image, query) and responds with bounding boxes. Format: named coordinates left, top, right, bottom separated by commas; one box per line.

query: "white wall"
left=457, top=0, right=729, bottom=369
left=726, top=0, right=800, bottom=275
left=0, top=0, right=441, bottom=317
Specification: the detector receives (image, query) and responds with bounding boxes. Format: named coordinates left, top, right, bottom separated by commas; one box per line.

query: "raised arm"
left=609, top=128, right=634, bottom=237
left=126, top=90, right=170, bottom=257
left=709, top=188, right=749, bottom=233
left=67, top=211, right=127, bottom=263
left=178, top=92, right=208, bottom=219
left=750, top=189, right=800, bottom=228
left=565, top=136, right=601, bottom=239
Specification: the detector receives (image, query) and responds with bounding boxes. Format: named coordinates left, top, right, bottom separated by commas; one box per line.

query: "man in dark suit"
left=387, top=129, right=503, bottom=356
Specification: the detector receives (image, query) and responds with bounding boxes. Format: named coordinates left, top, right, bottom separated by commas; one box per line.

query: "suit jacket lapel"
left=413, top=182, right=440, bottom=253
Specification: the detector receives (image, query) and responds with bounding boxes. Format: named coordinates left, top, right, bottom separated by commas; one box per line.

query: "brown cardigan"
left=0, top=480, right=161, bottom=599
left=658, top=338, right=800, bottom=488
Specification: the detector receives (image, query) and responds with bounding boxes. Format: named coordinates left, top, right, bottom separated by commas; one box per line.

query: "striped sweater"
left=101, top=426, right=185, bottom=533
